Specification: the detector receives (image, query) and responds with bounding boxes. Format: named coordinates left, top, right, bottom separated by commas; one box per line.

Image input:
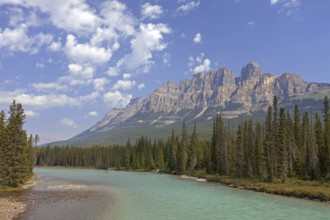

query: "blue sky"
left=0, top=0, right=329, bottom=144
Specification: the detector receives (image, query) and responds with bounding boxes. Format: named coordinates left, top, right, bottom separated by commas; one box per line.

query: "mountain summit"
left=57, top=62, right=330, bottom=146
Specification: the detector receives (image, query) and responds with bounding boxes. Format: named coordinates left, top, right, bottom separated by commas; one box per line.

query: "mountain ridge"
left=50, top=61, right=330, bottom=146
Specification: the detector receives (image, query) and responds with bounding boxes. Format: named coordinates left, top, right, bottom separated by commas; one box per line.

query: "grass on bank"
left=187, top=171, right=330, bottom=202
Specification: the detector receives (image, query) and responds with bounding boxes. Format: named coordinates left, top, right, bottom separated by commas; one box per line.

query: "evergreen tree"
left=323, top=96, right=330, bottom=177
left=188, top=122, right=198, bottom=171
left=178, top=123, right=188, bottom=174
left=264, top=106, right=274, bottom=182
left=277, top=108, right=287, bottom=182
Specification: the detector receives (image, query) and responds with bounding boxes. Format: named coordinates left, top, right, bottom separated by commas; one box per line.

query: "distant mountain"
left=50, top=62, right=330, bottom=146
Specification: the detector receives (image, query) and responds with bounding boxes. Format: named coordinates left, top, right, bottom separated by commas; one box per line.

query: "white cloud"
left=193, top=32, right=202, bottom=43
left=270, top=0, right=279, bottom=4
left=3, top=0, right=99, bottom=35
left=93, top=77, right=109, bottom=91
left=123, top=73, right=131, bottom=80
left=247, top=21, right=255, bottom=26
left=194, top=58, right=211, bottom=73
left=64, top=34, right=112, bottom=64
left=100, top=0, right=136, bottom=37
left=0, top=25, right=52, bottom=53
left=119, top=23, right=171, bottom=73
left=177, top=1, right=200, bottom=13
left=103, top=90, right=132, bottom=108
left=113, top=80, right=136, bottom=91
left=60, top=117, right=78, bottom=128
left=48, top=40, right=62, bottom=52
left=163, top=53, right=171, bottom=65
left=36, top=62, right=45, bottom=69
left=0, top=90, right=80, bottom=108
left=87, top=111, right=98, bottom=117
left=59, top=63, right=95, bottom=86
left=32, top=82, right=68, bottom=91
left=141, top=3, right=163, bottom=20
left=188, top=53, right=212, bottom=73
left=107, top=67, right=119, bottom=77
left=137, top=83, right=145, bottom=90
left=25, top=110, right=40, bottom=117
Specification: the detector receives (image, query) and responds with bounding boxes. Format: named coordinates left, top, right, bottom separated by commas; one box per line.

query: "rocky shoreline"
left=0, top=177, right=37, bottom=220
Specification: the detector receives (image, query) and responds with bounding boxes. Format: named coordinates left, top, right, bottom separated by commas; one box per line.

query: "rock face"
left=70, top=61, right=330, bottom=144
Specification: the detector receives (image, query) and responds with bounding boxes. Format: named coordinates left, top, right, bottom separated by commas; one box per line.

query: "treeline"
left=0, top=101, right=35, bottom=187
left=35, top=96, right=330, bottom=182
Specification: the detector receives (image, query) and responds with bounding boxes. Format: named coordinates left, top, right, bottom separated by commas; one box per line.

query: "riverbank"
left=0, top=176, right=37, bottom=220
left=186, top=172, right=330, bottom=202
left=36, top=166, right=330, bottom=203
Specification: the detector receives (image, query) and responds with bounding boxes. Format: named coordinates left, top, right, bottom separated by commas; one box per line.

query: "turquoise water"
left=24, top=168, right=330, bottom=220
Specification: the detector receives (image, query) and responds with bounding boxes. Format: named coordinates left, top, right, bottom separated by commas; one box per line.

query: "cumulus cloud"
left=100, top=0, right=136, bottom=37
left=270, top=0, right=302, bottom=16
left=48, top=40, right=62, bottom=51
left=25, top=110, right=40, bottom=117
left=112, top=80, right=136, bottom=91
left=107, top=67, right=119, bottom=77
left=93, top=77, right=109, bottom=91
left=123, top=73, right=131, bottom=80
left=87, top=111, right=98, bottom=117
left=194, top=58, right=211, bottom=73
left=32, top=82, right=68, bottom=91
left=103, top=90, right=132, bottom=109
left=60, top=117, right=78, bottom=128
left=0, top=90, right=80, bottom=108
left=119, top=23, right=171, bottom=73
left=193, top=33, right=202, bottom=43
left=0, top=25, right=52, bottom=53
left=64, top=34, right=112, bottom=64
left=137, top=83, right=145, bottom=90
left=177, top=1, right=200, bottom=13
left=141, top=3, right=163, bottom=20
left=188, top=53, right=212, bottom=73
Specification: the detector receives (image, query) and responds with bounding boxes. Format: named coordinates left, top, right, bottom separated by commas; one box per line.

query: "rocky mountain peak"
left=240, top=61, right=263, bottom=81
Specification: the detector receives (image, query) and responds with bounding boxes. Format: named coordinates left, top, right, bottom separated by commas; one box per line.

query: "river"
left=20, top=168, right=330, bottom=220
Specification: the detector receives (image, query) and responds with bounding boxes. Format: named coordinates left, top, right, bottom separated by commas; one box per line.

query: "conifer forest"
left=35, top=96, right=330, bottom=183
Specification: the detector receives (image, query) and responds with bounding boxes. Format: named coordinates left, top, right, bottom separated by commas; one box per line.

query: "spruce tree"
left=323, top=96, right=330, bottom=177
left=277, top=108, right=287, bottom=182
left=178, top=123, right=188, bottom=174
left=188, top=122, right=198, bottom=171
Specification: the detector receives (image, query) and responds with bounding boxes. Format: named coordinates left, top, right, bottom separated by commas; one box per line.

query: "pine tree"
left=255, top=122, right=265, bottom=180
left=323, top=96, right=330, bottom=177
left=188, top=122, right=198, bottom=171
left=178, top=123, right=188, bottom=174
left=264, top=106, right=274, bottom=182
left=234, top=124, right=243, bottom=178
left=277, top=108, right=287, bottom=182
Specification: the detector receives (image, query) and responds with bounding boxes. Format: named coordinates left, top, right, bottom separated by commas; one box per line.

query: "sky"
left=0, top=0, right=329, bottom=144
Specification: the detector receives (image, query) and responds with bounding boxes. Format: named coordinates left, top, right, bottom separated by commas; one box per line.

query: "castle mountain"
left=53, top=62, right=330, bottom=146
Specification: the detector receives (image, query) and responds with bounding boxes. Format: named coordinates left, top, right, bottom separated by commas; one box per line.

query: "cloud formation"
left=193, top=33, right=202, bottom=43
left=60, top=117, right=78, bottom=128
left=177, top=1, right=200, bottom=13
left=188, top=53, right=212, bottom=73
left=141, top=3, right=163, bottom=20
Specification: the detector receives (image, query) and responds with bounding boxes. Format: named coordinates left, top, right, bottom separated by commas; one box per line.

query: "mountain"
left=51, top=62, right=330, bottom=146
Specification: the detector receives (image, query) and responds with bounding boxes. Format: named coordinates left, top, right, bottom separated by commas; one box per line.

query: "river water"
left=21, top=168, right=330, bottom=220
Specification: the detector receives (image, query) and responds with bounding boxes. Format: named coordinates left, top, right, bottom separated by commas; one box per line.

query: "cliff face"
left=85, top=62, right=330, bottom=135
